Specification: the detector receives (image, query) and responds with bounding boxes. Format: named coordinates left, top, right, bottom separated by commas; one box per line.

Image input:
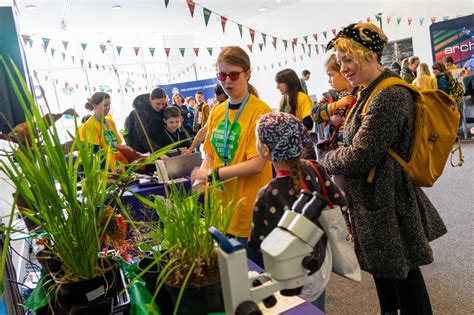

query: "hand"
left=191, top=167, right=208, bottom=192
left=336, top=95, right=356, bottom=110
left=160, top=155, right=169, bottom=161
left=180, top=148, right=192, bottom=155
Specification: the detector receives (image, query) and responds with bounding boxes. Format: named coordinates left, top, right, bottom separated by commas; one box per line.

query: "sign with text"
left=158, top=78, right=219, bottom=104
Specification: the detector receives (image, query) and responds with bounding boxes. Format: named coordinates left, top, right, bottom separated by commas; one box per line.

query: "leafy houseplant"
left=135, top=180, right=238, bottom=315
left=0, top=55, right=167, bottom=308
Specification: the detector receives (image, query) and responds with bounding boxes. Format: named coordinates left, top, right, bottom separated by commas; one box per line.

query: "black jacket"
left=155, top=128, right=192, bottom=157
left=130, top=93, right=165, bottom=153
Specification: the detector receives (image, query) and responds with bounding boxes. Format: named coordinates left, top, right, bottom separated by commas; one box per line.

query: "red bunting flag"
left=299, top=55, right=303, bottom=61
left=272, top=37, right=277, bottom=49
left=95, top=64, right=99, bottom=71
left=331, top=28, right=337, bottom=36
left=221, top=16, right=227, bottom=33
left=387, top=16, right=392, bottom=24
left=313, top=34, right=318, bottom=42
left=247, top=45, right=253, bottom=52
left=431, top=17, right=437, bottom=24
left=278, top=61, right=281, bottom=67
left=133, top=47, right=140, bottom=56
left=99, top=44, right=106, bottom=54
left=292, top=38, right=298, bottom=44
left=193, top=48, right=200, bottom=57
left=187, top=0, right=195, bottom=17
left=62, top=40, right=69, bottom=51
left=165, top=48, right=171, bottom=57
left=292, top=56, right=297, bottom=63
left=21, top=35, right=30, bottom=46
left=408, top=17, right=413, bottom=25
left=249, top=29, right=255, bottom=44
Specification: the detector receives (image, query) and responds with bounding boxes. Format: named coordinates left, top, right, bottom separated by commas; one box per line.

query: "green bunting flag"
left=258, top=43, right=263, bottom=51
left=397, top=17, right=402, bottom=25
left=207, top=47, right=213, bottom=56
left=301, top=44, right=305, bottom=54
left=81, top=42, right=87, bottom=51
left=308, top=45, right=312, bottom=57
left=238, top=24, right=243, bottom=38
left=179, top=48, right=186, bottom=57
left=283, top=39, right=288, bottom=51
left=262, top=33, right=267, bottom=46
left=116, top=46, right=122, bottom=56
left=149, top=47, right=155, bottom=57
left=443, top=16, right=449, bottom=21
left=42, top=38, right=51, bottom=52
left=303, top=36, right=308, bottom=44
left=50, top=48, right=55, bottom=57
left=203, top=8, right=212, bottom=26
left=61, top=52, right=66, bottom=61
left=322, top=31, right=327, bottom=39
left=376, top=13, right=382, bottom=22
left=419, top=17, right=425, bottom=26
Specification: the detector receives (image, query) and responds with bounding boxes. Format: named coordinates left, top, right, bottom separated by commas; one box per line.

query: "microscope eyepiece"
left=291, top=190, right=313, bottom=213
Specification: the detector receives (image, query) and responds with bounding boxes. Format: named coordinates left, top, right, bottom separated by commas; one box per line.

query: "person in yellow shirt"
left=79, top=92, right=128, bottom=171
left=276, top=68, right=313, bottom=130
left=412, top=63, right=437, bottom=91
left=191, top=46, right=272, bottom=242
left=444, top=56, right=457, bottom=71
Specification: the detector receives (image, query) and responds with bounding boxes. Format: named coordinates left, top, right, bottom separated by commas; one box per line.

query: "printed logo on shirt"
left=104, top=130, right=118, bottom=147
left=211, top=120, right=241, bottom=164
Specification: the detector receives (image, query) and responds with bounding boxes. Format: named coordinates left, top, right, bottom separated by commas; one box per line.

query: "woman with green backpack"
left=322, top=22, right=447, bottom=315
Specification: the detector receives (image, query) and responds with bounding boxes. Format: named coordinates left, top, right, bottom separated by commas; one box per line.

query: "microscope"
left=209, top=190, right=327, bottom=315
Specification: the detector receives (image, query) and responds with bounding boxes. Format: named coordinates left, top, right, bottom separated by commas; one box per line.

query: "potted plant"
left=0, top=55, right=167, bottom=311
left=134, top=180, right=237, bottom=315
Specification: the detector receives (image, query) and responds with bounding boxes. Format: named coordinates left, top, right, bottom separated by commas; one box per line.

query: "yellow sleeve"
left=245, top=102, right=272, bottom=159
left=203, top=107, right=216, bottom=155
left=296, top=92, right=312, bottom=121
left=78, top=117, right=101, bottom=146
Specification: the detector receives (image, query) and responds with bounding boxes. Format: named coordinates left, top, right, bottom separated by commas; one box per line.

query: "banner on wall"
left=430, top=15, right=473, bottom=71
left=158, top=78, right=219, bottom=104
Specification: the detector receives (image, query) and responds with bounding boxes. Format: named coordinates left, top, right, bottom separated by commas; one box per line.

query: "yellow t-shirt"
left=78, top=115, right=125, bottom=171
left=203, top=94, right=273, bottom=238
left=448, top=64, right=457, bottom=71
left=280, top=91, right=312, bottom=122
left=412, top=75, right=437, bottom=91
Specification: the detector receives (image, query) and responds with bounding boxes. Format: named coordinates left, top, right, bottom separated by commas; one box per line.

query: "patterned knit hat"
left=257, top=112, right=312, bottom=162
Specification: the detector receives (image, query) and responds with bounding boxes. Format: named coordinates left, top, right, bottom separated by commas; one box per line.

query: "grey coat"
left=323, top=70, right=447, bottom=279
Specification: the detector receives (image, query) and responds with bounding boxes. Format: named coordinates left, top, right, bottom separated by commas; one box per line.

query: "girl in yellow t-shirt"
left=191, top=46, right=272, bottom=241
left=276, top=68, right=313, bottom=130
left=79, top=92, right=129, bottom=171
left=412, top=63, right=437, bottom=91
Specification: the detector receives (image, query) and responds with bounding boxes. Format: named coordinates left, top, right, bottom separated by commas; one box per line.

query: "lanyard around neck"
left=164, top=128, right=180, bottom=144
left=222, top=92, right=250, bottom=164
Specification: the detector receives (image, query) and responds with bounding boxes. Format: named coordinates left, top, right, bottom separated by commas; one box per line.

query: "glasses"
left=216, top=70, right=245, bottom=81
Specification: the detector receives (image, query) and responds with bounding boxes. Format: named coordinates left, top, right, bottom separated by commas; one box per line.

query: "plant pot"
left=69, top=297, right=114, bottom=315
left=137, top=256, right=174, bottom=315
left=36, top=250, right=63, bottom=277
left=56, top=258, right=117, bottom=311
left=165, top=281, right=224, bottom=315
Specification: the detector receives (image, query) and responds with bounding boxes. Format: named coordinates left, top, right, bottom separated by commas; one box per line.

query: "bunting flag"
left=116, top=46, right=122, bottom=56
left=308, top=44, right=312, bottom=57
left=321, top=44, right=326, bottom=53
left=221, top=16, right=227, bottom=33
left=203, top=8, right=211, bottom=26
left=303, top=36, right=308, bottom=44
left=45, top=75, right=49, bottom=81
left=164, top=0, right=169, bottom=8
left=322, top=31, right=327, bottom=39
left=80, top=59, right=84, bottom=67
left=408, top=17, right=413, bottom=26
left=419, top=17, right=425, bottom=26
left=301, top=44, right=306, bottom=54
left=272, top=37, right=277, bottom=49
left=100, top=44, right=106, bottom=54
left=149, top=47, right=155, bottom=57
left=284, top=60, right=288, bottom=66
left=207, top=47, right=213, bottom=56
left=375, top=13, right=382, bottom=22
left=258, top=43, right=263, bottom=51
left=283, top=39, right=288, bottom=51
left=61, top=52, right=66, bottom=61
left=80, top=42, right=87, bottom=51
left=88, top=62, right=92, bottom=69
left=278, top=61, right=281, bottom=67
left=315, top=45, right=319, bottom=55
left=165, top=48, right=171, bottom=57
left=133, top=47, right=140, bottom=56
left=247, top=45, right=253, bottom=53
left=291, top=42, right=296, bottom=54
left=21, top=35, right=30, bottom=46
left=299, top=55, right=304, bottom=61
left=50, top=48, right=55, bottom=58
left=179, top=48, right=186, bottom=57
left=237, top=24, right=243, bottom=38
left=313, top=34, right=318, bottom=42
left=95, top=64, right=99, bottom=71
left=187, top=0, right=195, bottom=17
left=193, top=48, right=200, bottom=56
left=431, top=17, right=437, bottom=24
left=331, top=28, right=337, bottom=36
left=292, top=38, right=297, bottom=44
left=262, top=33, right=267, bottom=46
left=443, top=16, right=449, bottom=21
left=249, top=29, right=256, bottom=44
left=292, top=56, right=297, bottom=63
left=62, top=40, right=69, bottom=51
left=42, top=38, right=51, bottom=52
left=387, top=16, right=392, bottom=24
left=71, top=56, right=75, bottom=64
left=397, top=17, right=402, bottom=25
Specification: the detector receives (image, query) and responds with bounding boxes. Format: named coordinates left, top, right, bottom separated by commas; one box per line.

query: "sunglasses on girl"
left=216, top=70, right=245, bottom=81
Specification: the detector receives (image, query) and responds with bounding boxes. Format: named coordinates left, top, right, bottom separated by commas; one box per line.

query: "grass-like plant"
left=0, top=55, right=169, bottom=290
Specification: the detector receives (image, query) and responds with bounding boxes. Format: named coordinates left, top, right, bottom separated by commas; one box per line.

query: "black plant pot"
left=165, top=281, right=224, bottom=315
left=56, top=259, right=117, bottom=311
left=137, top=256, right=174, bottom=315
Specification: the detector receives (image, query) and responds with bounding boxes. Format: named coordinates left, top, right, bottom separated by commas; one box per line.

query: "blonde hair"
left=408, top=56, right=420, bottom=65
left=324, top=54, right=340, bottom=72
left=330, top=23, right=388, bottom=66
left=401, top=58, right=409, bottom=68
left=418, top=63, right=431, bottom=77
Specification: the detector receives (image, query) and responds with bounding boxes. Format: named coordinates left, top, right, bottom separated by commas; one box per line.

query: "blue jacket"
left=435, top=73, right=450, bottom=94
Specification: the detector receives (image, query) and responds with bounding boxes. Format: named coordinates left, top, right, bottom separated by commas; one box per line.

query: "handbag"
left=307, top=161, right=361, bottom=282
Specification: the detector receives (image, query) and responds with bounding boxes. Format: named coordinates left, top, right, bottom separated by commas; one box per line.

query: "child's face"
left=187, top=99, right=196, bottom=107
left=326, top=68, right=351, bottom=92
left=255, top=134, right=270, bottom=161
left=165, top=116, right=180, bottom=132
left=276, top=82, right=288, bottom=95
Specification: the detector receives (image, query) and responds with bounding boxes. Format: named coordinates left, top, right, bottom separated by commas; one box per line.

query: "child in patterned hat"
left=248, top=112, right=349, bottom=311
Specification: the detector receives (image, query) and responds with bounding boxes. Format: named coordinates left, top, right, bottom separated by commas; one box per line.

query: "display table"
left=247, top=260, right=324, bottom=314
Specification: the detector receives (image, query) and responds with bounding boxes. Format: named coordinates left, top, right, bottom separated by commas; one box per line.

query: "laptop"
left=154, top=152, right=202, bottom=182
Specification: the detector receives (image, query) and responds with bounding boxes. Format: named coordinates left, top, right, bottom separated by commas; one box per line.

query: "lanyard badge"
left=222, top=93, right=250, bottom=165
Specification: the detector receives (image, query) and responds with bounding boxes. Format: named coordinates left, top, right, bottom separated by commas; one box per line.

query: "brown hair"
left=287, top=156, right=303, bottom=195
left=84, top=92, right=110, bottom=111
left=163, top=106, right=181, bottom=120
left=172, top=92, right=185, bottom=104
left=150, top=87, right=167, bottom=100
left=275, top=68, right=304, bottom=115
left=217, top=46, right=258, bottom=97
left=330, top=22, right=387, bottom=66
left=408, top=56, right=420, bottom=65
left=324, top=54, right=340, bottom=72
left=432, top=61, right=447, bottom=73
